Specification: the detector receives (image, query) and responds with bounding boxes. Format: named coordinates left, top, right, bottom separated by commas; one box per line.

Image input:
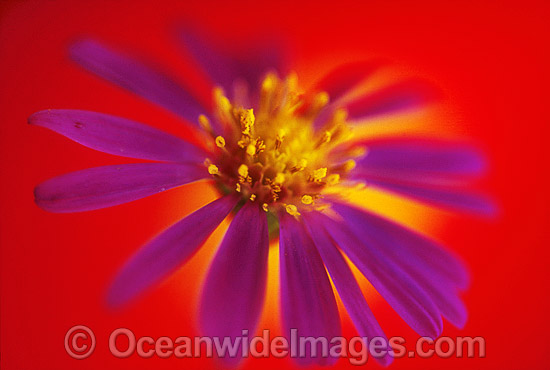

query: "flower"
left=30, top=28, right=492, bottom=366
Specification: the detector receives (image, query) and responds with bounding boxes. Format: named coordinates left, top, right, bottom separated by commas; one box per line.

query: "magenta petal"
left=346, top=80, right=438, bottom=121
left=70, top=39, right=205, bottom=124
left=310, top=59, right=384, bottom=101
left=199, top=201, right=269, bottom=364
left=29, top=109, right=205, bottom=162
left=35, top=163, right=206, bottom=213
left=279, top=213, right=341, bottom=366
left=303, top=214, right=393, bottom=367
left=354, top=139, right=486, bottom=183
left=364, top=178, right=496, bottom=215
left=316, top=212, right=443, bottom=339
left=332, top=202, right=469, bottom=289
left=108, top=195, right=238, bottom=307
left=331, top=202, right=469, bottom=328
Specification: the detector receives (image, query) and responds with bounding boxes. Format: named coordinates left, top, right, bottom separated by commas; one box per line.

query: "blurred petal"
left=35, top=163, right=206, bottom=213
left=176, top=26, right=285, bottom=95
left=332, top=202, right=469, bottom=328
left=316, top=212, right=443, bottom=339
left=310, top=59, right=384, bottom=101
left=29, top=109, right=205, bottom=162
left=199, top=201, right=269, bottom=365
left=346, top=80, right=438, bottom=121
left=303, top=214, right=393, bottom=366
left=363, top=178, right=496, bottom=215
left=279, top=213, right=341, bottom=366
left=108, top=195, right=238, bottom=307
left=355, top=139, right=486, bottom=182
left=332, top=202, right=469, bottom=289
left=70, top=39, right=205, bottom=124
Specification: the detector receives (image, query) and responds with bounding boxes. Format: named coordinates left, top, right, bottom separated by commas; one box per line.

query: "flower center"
left=201, top=73, right=363, bottom=216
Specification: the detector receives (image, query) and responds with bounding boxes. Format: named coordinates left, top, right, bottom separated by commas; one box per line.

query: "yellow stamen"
left=326, top=174, right=341, bottom=185
left=246, top=143, right=256, bottom=156
left=274, top=173, right=285, bottom=184
left=313, top=167, right=328, bottom=181
left=215, top=136, right=226, bottom=148
left=236, top=183, right=241, bottom=192
left=238, top=164, right=249, bottom=178
left=208, top=164, right=219, bottom=175
left=262, top=203, right=269, bottom=212
left=285, top=204, right=300, bottom=216
left=301, top=195, right=313, bottom=205
left=250, top=194, right=257, bottom=201
left=198, top=115, right=212, bottom=132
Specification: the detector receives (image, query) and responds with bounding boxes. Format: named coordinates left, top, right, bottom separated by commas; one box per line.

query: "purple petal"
left=70, top=39, right=205, bottom=124
left=332, top=202, right=470, bottom=290
left=311, top=59, right=385, bottom=101
left=35, top=163, right=206, bottom=213
left=315, top=212, right=443, bottom=339
left=176, top=26, right=286, bottom=96
left=108, top=195, right=238, bottom=307
left=29, top=109, right=205, bottom=162
left=279, top=213, right=341, bottom=366
left=199, top=201, right=269, bottom=365
left=354, top=139, right=486, bottom=183
left=346, top=80, right=438, bottom=121
left=303, top=214, right=393, bottom=366
left=175, top=26, right=239, bottom=95
left=363, top=178, right=496, bottom=215
left=331, top=202, right=469, bottom=328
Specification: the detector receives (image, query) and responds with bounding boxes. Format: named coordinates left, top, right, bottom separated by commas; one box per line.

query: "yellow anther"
left=262, top=203, right=269, bottom=212
left=238, top=164, right=249, bottom=178
left=246, top=143, right=256, bottom=156
left=215, top=136, right=226, bottom=148
left=198, top=115, right=212, bottom=132
left=321, top=131, right=332, bottom=144
left=274, top=173, right=285, bottom=184
left=236, top=183, right=241, bottom=192
left=285, top=204, right=300, bottom=216
left=343, top=160, right=356, bottom=172
left=326, top=174, right=341, bottom=185
left=262, top=73, right=277, bottom=92
left=313, top=92, right=330, bottom=109
left=301, top=195, right=313, bottom=205
left=250, top=194, right=257, bottom=201
left=239, top=109, right=255, bottom=135
left=208, top=164, right=219, bottom=175
left=313, top=167, right=328, bottom=181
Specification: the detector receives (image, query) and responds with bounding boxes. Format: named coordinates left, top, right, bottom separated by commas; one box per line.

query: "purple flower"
left=30, top=28, right=492, bottom=366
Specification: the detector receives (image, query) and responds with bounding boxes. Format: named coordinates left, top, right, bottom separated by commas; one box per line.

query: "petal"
left=363, top=178, right=496, bottom=215
left=35, top=163, right=206, bottom=213
left=175, top=26, right=239, bottom=95
left=176, top=26, right=286, bottom=95
left=70, top=39, right=205, bottom=124
left=354, top=139, right=486, bottom=183
left=279, top=213, right=341, bottom=366
left=108, top=195, right=238, bottom=307
left=310, top=59, right=385, bottom=101
left=316, top=212, right=443, bottom=339
left=332, top=202, right=470, bottom=290
left=199, top=201, right=269, bottom=364
left=346, top=80, right=438, bottom=121
left=29, top=109, right=205, bottom=162
left=331, top=202, right=469, bottom=328
left=303, top=213, right=393, bottom=366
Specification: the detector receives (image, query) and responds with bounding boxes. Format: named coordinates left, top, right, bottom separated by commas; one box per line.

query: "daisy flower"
left=30, top=28, right=492, bottom=366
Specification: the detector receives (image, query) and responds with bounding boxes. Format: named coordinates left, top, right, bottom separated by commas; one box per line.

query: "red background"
left=1, top=0, right=549, bottom=369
